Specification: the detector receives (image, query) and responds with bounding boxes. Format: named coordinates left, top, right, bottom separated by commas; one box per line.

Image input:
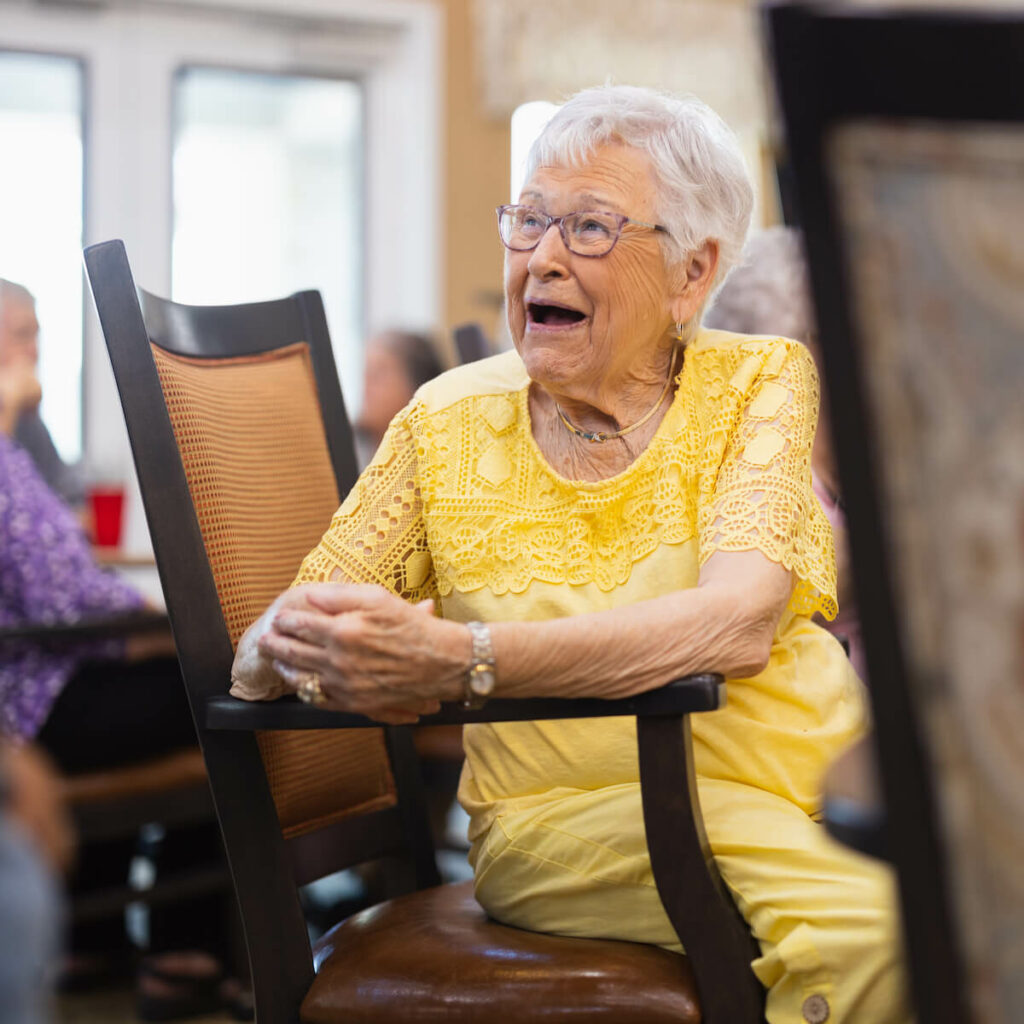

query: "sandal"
left=136, top=957, right=253, bottom=1022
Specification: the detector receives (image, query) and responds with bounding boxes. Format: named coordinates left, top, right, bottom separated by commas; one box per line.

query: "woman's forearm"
left=486, top=550, right=792, bottom=700
left=237, top=550, right=792, bottom=712
left=487, top=593, right=761, bottom=700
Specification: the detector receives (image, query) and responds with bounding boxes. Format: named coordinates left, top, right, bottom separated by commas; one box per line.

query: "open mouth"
left=527, top=302, right=587, bottom=327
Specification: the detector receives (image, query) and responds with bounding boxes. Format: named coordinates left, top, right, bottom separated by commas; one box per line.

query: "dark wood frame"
left=762, top=4, right=1024, bottom=1021
left=0, top=609, right=169, bottom=646
left=85, top=238, right=764, bottom=1023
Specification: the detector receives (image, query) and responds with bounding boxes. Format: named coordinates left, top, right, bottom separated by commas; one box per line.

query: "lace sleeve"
left=293, top=405, right=438, bottom=604
left=697, top=340, right=837, bottom=620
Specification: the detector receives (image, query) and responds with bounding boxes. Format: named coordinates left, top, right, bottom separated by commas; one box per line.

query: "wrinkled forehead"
left=519, top=142, right=660, bottom=217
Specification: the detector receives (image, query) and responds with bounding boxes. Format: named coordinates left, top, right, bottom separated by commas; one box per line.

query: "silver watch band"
left=463, top=621, right=496, bottom=709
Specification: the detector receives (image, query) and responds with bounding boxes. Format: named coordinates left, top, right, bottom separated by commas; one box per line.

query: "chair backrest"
left=767, top=6, right=1024, bottom=1023
left=452, top=322, right=491, bottom=364
left=146, top=337, right=397, bottom=840
left=85, top=239, right=438, bottom=1018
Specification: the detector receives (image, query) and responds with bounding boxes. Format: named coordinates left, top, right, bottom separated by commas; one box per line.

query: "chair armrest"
left=203, top=673, right=724, bottom=731
left=207, top=670, right=765, bottom=1018
left=0, top=609, right=170, bottom=647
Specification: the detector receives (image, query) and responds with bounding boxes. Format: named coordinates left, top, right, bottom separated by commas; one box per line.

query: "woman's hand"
left=256, top=583, right=468, bottom=725
left=1, top=743, right=75, bottom=875
left=231, top=585, right=329, bottom=702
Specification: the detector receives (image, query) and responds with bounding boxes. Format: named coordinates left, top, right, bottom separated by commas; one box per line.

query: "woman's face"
left=505, top=143, right=706, bottom=401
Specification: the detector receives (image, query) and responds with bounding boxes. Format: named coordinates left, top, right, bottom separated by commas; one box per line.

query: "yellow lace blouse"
left=296, top=329, right=864, bottom=839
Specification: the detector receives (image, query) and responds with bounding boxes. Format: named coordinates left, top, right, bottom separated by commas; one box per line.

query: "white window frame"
left=1, top=0, right=440, bottom=549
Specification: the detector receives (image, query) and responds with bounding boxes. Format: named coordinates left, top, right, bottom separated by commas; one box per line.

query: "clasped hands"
left=256, top=583, right=468, bottom=725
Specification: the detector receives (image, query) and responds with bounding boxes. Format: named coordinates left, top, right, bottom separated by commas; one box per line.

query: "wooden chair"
left=766, top=4, right=1024, bottom=1021
left=84, top=238, right=764, bottom=1024
left=452, top=322, right=491, bottom=365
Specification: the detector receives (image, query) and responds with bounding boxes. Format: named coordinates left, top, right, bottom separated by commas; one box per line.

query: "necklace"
left=554, top=349, right=679, bottom=444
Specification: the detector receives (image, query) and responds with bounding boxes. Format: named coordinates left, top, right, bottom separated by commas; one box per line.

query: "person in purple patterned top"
left=0, top=416, right=249, bottom=1018
left=0, top=433, right=144, bottom=739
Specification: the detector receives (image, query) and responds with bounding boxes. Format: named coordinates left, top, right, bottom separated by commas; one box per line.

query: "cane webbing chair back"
left=86, top=239, right=443, bottom=1021
left=150, top=342, right=396, bottom=837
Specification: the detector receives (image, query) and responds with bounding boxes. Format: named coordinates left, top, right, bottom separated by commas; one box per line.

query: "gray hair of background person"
left=0, top=279, right=35, bottom=319
left=704, top=226, right=815, bottom=343
left=525, top=85, right=753, bottom=294
left=376, top=329, right=445, bottom=390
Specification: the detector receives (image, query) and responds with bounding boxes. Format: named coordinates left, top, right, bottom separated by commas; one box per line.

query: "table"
left=0, top=608, right=171, bottom=647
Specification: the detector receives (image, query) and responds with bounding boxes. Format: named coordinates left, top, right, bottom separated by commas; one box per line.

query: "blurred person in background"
left=0, top=741, right=70, bottom=1024
left=0, top=341, right=249, bottom=1020
left=354, top=329, right=445, bottom=467
left=705, top=226, right=865, bottom=680
left=0, top=279, right=85, bottom=509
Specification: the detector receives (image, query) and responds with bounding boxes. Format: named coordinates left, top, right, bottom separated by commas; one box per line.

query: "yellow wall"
left=423, top=0, right=778, bottom=339
left=427, top=0, right=510, bottom=340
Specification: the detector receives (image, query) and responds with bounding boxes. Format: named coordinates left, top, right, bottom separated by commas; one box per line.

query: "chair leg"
left=638, top=715, right=766, bottom=1024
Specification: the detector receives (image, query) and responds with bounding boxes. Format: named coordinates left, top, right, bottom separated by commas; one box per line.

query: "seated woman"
left=232, top=85, right=909, bottom=1024
left=0, top=428, right=248, bottom=1020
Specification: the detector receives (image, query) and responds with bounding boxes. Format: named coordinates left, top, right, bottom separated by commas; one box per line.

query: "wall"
left=425, top=0, right=784, bottom=346
left=426, top=0, right=510, bottom=344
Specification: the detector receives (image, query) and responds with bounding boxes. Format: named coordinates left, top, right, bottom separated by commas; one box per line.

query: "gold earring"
left=674, top=321, right=685, bottom=342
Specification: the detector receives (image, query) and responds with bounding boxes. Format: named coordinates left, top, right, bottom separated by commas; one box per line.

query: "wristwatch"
left=462, top=621, right=496, bottom=709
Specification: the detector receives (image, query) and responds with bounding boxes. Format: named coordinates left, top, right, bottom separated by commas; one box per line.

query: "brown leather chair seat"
left=303, top=881, right=700, bottom=1024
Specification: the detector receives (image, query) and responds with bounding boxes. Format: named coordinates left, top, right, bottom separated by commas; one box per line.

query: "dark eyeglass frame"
left=495, top=204, right=670, bottom=258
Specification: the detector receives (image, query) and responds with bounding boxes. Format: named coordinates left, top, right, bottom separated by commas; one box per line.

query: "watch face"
left=471, top=667, right=496, bottom=696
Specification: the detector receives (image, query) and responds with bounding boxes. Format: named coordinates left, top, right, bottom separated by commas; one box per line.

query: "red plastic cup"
left=88, top=485, right=125, bottom=548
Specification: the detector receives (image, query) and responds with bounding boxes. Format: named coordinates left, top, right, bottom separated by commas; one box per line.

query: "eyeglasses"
left=496, top=204, right=669, bottom=258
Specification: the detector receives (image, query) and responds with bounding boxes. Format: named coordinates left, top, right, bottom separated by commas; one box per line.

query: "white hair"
left=0, top=279, right=35, bottom=320
left=525, top=85, right=754, bottom=297
left=704, top=226, right=815, bottom=343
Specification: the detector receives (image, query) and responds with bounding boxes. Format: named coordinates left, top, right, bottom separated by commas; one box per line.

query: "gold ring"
left=296, top=672, right=327, bottom=706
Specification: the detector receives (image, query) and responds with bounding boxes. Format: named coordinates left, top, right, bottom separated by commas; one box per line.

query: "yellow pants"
left=472, top=779, right=912, bottom=1024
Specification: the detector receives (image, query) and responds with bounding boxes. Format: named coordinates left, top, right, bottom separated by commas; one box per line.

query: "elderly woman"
left=232, top=86, right=908, bottom=1024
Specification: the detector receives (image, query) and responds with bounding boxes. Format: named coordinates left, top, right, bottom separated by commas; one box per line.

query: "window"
left=510, top=100, right=557, bottom=201
left=172, top=68, right=363, bottom=396
left=0, top=51, right=84, bottom=461
left=0, top=1, right=439, bottom=555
